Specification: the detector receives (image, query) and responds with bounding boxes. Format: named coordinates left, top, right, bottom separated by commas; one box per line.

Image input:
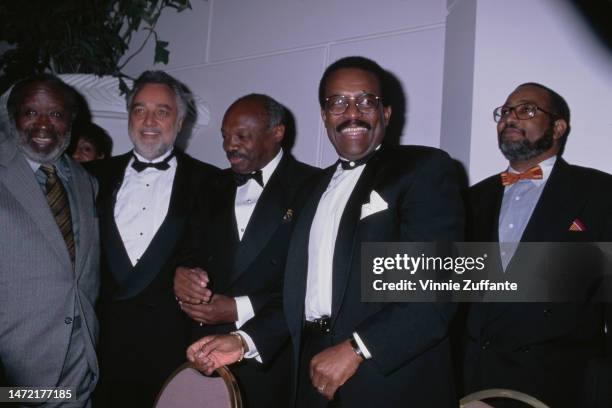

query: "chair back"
left=460, top=389, right=550, bottom=408
left=154, top=363, right=242, bottom=408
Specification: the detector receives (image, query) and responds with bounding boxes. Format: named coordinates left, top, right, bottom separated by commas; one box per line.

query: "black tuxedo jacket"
left=180, top=153, right=320, bottom=408
left=464, top=158, right=612, bottom=408
left=87, top=149, right=220, bottom=408
left=247, top=145, right=465, bottom=407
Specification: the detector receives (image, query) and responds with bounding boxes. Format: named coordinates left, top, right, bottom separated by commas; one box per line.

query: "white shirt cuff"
left=234, top=296, right=255, bottom=329
left=235, top=330, right=262, bottom=363
left=353, top=332, right=372, bottom=359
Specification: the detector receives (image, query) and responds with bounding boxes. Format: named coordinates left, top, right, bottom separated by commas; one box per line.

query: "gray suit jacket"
left=0, top=132, right=100, bottom=402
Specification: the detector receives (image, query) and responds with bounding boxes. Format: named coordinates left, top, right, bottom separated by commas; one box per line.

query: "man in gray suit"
left=0, top=74, right=100, bottom=406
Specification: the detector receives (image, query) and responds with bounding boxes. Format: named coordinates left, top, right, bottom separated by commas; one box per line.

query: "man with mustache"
left=88, top=71, right=219, bottom=407
left=0, top=74, right=100, bottom=406
left=462, top=83, right=612, bottom=407
left=187, top=56, right=465, bottom=407
left=173, top=93, right=319, bottom=407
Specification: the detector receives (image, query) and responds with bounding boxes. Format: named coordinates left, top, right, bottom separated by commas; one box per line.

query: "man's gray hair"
left=126, top=70, right=190, bottom=121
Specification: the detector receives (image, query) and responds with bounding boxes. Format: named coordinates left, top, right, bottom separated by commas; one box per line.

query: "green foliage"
left=0, top=0, right=193, bottom=93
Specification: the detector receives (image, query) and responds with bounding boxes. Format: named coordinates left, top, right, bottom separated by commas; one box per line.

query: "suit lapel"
left=231, top=156, right=292, bottom=284
left=0, top=144, right=72, bottom=271
left=331, top=154, right=384, bottom=325
left=519, top=159, right=577, bottom=242
left=468, top=175, right=506, bottom=331
left=68, top=159, right=96, bottom=280
left=486, top=159, right=576, bottom=324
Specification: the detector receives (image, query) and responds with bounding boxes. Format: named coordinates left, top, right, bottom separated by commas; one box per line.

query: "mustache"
left=226, top=150, right=248, bottom=160
left=501, top=124, right=525, bottom=136
left=336, top=120, right=371, bottom=133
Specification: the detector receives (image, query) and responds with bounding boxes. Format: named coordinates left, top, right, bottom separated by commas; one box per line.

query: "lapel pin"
left=283, top=208, right=294, bottom=222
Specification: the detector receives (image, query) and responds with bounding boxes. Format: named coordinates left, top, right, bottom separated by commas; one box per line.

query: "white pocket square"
left=360, top=190, right=388, bottom=220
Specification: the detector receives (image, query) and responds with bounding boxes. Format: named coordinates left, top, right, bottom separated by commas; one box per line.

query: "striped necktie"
left=40, top=164, right=75, bottom=267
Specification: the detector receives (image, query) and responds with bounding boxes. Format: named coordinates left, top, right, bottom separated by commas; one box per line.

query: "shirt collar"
left=132, top=148, right=175, bottom=164
left=26, top=154, right=71, bottom=181
left=259, top=148, right=283, bottom=186
left=338, top=144, right=381, bottom=170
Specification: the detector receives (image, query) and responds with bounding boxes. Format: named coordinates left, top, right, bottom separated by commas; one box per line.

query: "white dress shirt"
left=115, top=149, right=176, bottom=266
left=498, top=156, right=556, bottom=269
left=304, top=160, right=372, bottom=358
left=233, top=149, right=283, bottom=329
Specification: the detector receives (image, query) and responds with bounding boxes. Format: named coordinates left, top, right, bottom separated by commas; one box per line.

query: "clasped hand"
left=174, top=266, right=237, bottom=324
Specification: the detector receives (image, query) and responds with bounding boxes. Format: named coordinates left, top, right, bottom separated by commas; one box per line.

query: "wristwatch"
left=349, top=337, right=365, bottom=359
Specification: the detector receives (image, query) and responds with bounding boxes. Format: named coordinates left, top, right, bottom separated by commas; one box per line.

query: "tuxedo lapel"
left=106, top=152, right=191, bottom=299
left=331, top=155, right=384, bottom=325
left=231, top=157, right=290, bottom=284
left=284, top=168, right=334, bottom=336
left=98, top=154, right=133, bottom=288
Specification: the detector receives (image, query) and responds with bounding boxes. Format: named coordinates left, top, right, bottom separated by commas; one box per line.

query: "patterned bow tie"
left=131, top=152, right=175, bottom=172
left=500, top=165, right=543, bottom=186
left=233, top=170, right=263, bottom=187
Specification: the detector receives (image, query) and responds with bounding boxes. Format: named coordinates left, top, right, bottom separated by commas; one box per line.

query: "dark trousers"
left=295, top=329, right=342, bottom=408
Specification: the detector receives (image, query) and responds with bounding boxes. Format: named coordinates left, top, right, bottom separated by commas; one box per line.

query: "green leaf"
left=154, top=40, right=170, bottom=64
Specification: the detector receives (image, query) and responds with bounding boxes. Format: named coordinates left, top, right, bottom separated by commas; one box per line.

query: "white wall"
left=468, top=0, right=612, bottom=183
left=89, top=0, right=612, bottom=184
left=116, top=0, right=449, bottom=169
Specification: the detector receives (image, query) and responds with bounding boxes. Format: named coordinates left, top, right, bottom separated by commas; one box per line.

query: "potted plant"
left=0, top=0, right=193, bottom=94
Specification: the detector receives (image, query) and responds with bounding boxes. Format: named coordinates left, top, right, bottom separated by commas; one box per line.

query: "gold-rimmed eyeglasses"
left=493, top=103, right=558, bottom=123
left=324, top=93, right=380, bottom=115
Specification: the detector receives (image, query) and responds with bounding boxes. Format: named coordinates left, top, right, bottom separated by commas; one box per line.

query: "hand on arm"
left=309, top=339, right=363, bottom=400
left=187, top=334, right=246, bottom=375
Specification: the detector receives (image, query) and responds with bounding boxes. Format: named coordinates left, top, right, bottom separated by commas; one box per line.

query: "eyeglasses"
left=324, top=93, right=380, bottom=115
left=493, top=103, right=558, bottom=123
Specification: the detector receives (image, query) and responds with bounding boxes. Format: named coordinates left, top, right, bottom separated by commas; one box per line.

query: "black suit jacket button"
left=481, top=340, right=490, bottom=350
left=207, top=255, right=214, bottom=262
left=271, top=259, right=278, bottom=265
left=519, top=346, right=530, bottom=353
left=65, top=317, right=73, bottom=324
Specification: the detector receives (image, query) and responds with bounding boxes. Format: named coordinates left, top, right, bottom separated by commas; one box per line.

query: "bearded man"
left=462, top=83, right=612, bottom=408
left=88, top=71, right=219, bottom=407
left=0, top=74, right=100, bottom=406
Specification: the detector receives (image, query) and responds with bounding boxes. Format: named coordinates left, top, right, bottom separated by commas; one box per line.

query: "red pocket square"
left=569, top=218, right=586, bottom=232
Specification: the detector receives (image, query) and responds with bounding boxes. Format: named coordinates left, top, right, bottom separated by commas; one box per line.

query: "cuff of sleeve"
left=353, top=332, right=372, bottom=359
left=236, top=330, right=262, bottom=363
left=235, top=296, right=255, bottom=329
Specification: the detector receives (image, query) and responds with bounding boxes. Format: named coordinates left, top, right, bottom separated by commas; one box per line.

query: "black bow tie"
left=233, top=170, right=263, bottom=187
left=337, top=149, right=378, bottom=170
left=131, top=152, right=175, bottom=172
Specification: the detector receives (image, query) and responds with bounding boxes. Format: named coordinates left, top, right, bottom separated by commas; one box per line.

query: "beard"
left=498, top=124, right=554, bottom=162
left=10, top=121, right=71, bottom=164
left=128, top=127, right=177, bottom=161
